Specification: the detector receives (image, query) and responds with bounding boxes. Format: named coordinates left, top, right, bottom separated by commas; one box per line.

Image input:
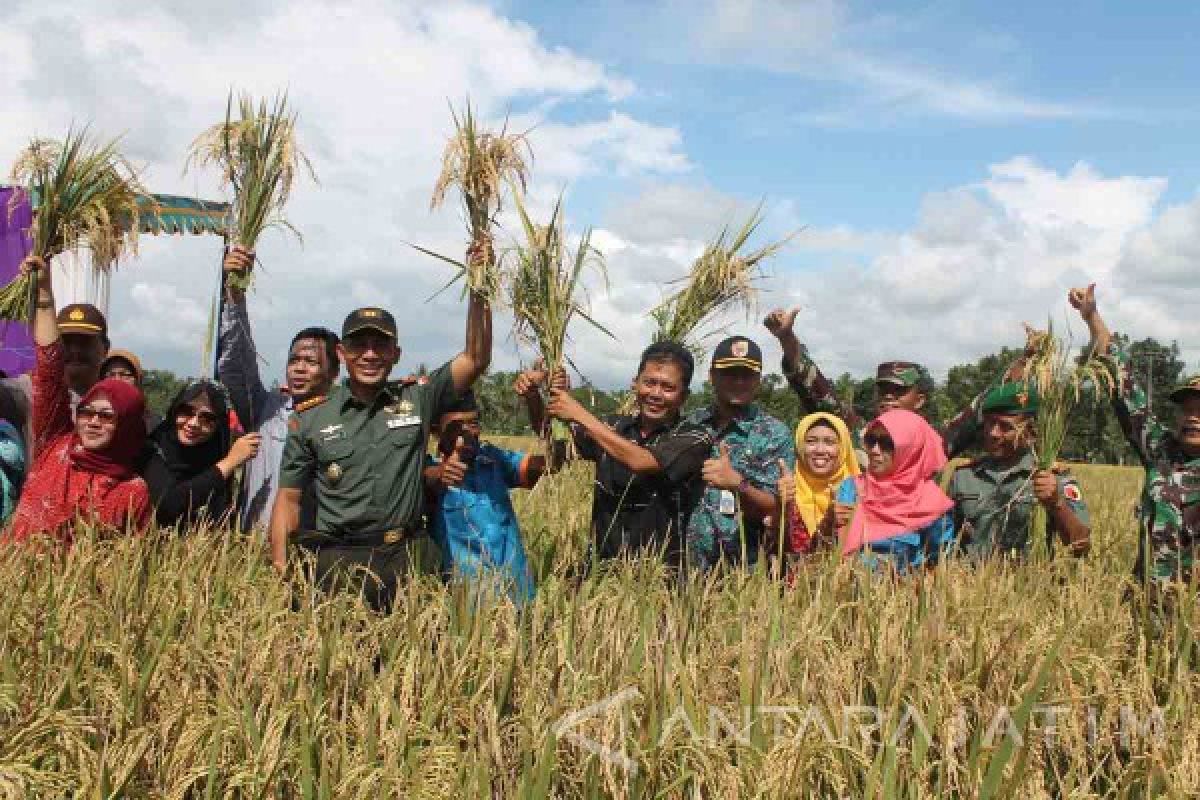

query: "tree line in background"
left=144, top=334, right=1184, bottom=465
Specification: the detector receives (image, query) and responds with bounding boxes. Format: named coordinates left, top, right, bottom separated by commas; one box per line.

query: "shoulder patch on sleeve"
left=294, top=395, right=327, bottom=413
left=288, top=415, right=300, bottom=432
left=1063, top=482, right=1083, bottom=502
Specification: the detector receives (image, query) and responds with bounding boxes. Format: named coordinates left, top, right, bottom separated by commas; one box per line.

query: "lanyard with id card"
left=715, top=434, right=739, bottom=517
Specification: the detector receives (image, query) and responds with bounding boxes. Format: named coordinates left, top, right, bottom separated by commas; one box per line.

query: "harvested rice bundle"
left=650, top=205, right=790, bottom=353
left=428, top=101, right=531, bottom=301
left=2, top=129, right=145, bottom=322
left=187, top=92, right=314, bottom=291
left=507, top=192, right=612, bottom=451
left=1022, top=321, right=1115, bottom=558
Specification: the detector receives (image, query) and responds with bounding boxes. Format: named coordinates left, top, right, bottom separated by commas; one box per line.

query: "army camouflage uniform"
left=949, top=452, right=1089, bottom=560
left=280, top=358, right=456, bottom=611
left=1103, top=341, right=1200, bottom=585
left=783, top=350, right=989, bottom=460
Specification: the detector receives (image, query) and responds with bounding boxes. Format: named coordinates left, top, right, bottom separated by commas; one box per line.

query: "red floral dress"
left=5, top=343, right=150, bottom=546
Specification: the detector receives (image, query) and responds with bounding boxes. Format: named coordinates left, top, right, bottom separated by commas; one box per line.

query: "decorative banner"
left=0, top=188, right=35, bottom=377
left=0, top=188, right=231, bottom=377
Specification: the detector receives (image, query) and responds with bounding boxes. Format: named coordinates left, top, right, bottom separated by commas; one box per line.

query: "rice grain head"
left=2, top=128, right=147, bottom=322
left=187, top=91, right=314, bottom=289
left=430, top=100, right=531, bottom=300
left=651, top=204, right=792, bottom=353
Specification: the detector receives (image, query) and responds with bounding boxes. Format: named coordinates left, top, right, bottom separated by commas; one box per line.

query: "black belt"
left=291, top=526, right=423, bottom=549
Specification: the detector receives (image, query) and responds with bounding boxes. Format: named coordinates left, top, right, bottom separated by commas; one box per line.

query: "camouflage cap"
left=1169, top=375, right=1200, bottom=403
left=981, top=382, right=1039, bottom=415
left=875, top=361, right=932, bottom=393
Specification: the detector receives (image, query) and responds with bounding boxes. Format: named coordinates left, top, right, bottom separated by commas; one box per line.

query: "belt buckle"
left=383, top=528, right=403, bottom=545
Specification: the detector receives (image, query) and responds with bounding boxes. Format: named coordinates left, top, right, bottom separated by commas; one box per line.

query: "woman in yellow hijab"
left=779, top=412, right=860, bottom=556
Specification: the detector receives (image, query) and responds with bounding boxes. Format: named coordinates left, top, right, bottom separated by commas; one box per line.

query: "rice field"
left=1, top=458, right=1196, bottom=798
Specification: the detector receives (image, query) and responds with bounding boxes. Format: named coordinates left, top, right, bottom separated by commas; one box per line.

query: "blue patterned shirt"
left=685, top=404, right=794, bottom=569
left=835, top=478, right=958, bottom=574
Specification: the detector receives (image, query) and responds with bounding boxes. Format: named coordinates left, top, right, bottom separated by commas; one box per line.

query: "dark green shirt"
left=279, top=363, right=455, bottom=536
left=948, top=451, right=1089, bottom=559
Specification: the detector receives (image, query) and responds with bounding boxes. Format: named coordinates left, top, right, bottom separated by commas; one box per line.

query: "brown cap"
left=57, top=303, right=108, bottom=338
left=100, top=349, right=144, bottom=384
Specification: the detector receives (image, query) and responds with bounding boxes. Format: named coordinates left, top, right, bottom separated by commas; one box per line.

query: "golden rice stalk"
left=650, top=204, right=791, bottom=352
left=187, top=91, right=314, bottom=290
left=1022, top=320, right=1116, bottom=559
left=429, top=100, right=531, bottom=300
left=1, top=128, right=146, bottom=322
left=506, top=192, right=612, bottom=447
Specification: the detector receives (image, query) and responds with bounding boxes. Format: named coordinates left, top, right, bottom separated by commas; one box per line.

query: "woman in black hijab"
left=141, top=379, right=261, bottom=528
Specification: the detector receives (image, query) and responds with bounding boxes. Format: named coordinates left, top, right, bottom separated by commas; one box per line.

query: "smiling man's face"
left=1176, top=394, right=1200, bottom=454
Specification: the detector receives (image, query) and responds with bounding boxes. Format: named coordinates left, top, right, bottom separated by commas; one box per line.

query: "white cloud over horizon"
left=2, top=0, right=1197, bottom=396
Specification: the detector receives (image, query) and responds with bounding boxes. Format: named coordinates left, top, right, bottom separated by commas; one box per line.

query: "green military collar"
left=335, top=380, right=406, bottom=411
left=971, top=449, right=1038, bottom=477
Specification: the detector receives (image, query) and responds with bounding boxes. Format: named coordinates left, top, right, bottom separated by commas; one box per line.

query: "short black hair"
left=637, top=341, right=694, bottom=389
left=290, top=327, right=340, bottom=376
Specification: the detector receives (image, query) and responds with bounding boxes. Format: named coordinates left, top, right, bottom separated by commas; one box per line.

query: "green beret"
left=981, top=382, right=1039, bottom=415
left=1169, top=375, right=1200, bottom=403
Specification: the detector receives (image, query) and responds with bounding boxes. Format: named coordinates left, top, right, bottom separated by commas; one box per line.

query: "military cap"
left=981, top=382, right=1040, bottom=415
left=1169, top=375, right=1200, bottom=403
left=875, top=361, right=932, bottom=393
left=711, top=336, right=762, bottom=372
left=342, top=307, right=397, bottom=339
left=57, top=303, right=107, bottom=338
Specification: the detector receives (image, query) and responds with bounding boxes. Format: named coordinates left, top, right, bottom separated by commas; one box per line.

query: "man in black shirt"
left=547, top=341, right=713, bottom=569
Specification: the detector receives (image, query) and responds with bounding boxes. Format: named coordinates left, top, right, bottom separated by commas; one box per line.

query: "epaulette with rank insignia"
left=938, top=456, right=976, bottom=493
left=391, top=375, right=420, bottom=389
left=294, top=395, right=328, bottom=414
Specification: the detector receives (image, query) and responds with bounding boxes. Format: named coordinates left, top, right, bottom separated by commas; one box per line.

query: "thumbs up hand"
left=702, top=442, right=744, bottom=491
left=438, top=436, right=469, bottom=489
left=776, top=458, right=795, bottom=500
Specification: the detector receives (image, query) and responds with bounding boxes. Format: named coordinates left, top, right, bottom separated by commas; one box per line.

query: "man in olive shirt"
left=269, top=293, right=491, bottom=611
left=948, top=382, right=1091, bottom=560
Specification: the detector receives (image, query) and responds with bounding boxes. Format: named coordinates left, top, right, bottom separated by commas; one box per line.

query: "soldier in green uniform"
left=947, top=382, right=1091, bottom=560
left=1070, top=284, right=1200, bottom=591
left=268, top=294, right=491, bottom=611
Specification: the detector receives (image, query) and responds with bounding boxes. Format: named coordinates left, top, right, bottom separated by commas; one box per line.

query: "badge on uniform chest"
left=319, top=423, right=345, bottom=442
left=385, top=398, right=421, bottom=429
left=326, top=462, right=344, bottom=484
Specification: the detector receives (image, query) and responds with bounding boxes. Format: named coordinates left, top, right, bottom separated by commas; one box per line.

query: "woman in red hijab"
left=833, top=409, right=957, bottom=573
left=4, top=257, right=151, bottom=546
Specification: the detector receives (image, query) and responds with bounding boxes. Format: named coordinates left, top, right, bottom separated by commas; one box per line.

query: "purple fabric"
left=0, top=188, right=35, bottom=377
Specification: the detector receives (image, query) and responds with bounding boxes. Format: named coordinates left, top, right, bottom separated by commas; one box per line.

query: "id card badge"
left=719, top=489, right=737, bottom=516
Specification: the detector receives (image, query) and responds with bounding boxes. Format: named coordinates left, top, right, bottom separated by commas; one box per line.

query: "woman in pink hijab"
left=833, top=409, right=958, bottom=573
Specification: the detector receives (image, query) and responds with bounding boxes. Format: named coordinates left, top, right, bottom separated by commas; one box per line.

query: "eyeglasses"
left=176, top=404, right=219, bottom=428
left=862, top=431, right=894, bottom=450
left=77, top=406, right=118, bottom=425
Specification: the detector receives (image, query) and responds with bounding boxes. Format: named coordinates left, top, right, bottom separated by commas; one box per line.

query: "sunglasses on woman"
left=862, top=431, right=894, bottom=450
left=176, top=404, right=219, bottom=428
left=77, top=406, right=118, bottom=425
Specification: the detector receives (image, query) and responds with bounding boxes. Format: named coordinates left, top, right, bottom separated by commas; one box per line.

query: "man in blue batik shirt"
left=687, top=336, right=795, bottom=570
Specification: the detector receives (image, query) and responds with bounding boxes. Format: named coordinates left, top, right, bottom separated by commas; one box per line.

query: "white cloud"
left=0, top=0, right=688, bottom=384
left=756, top=157, right=1190, bottom=380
